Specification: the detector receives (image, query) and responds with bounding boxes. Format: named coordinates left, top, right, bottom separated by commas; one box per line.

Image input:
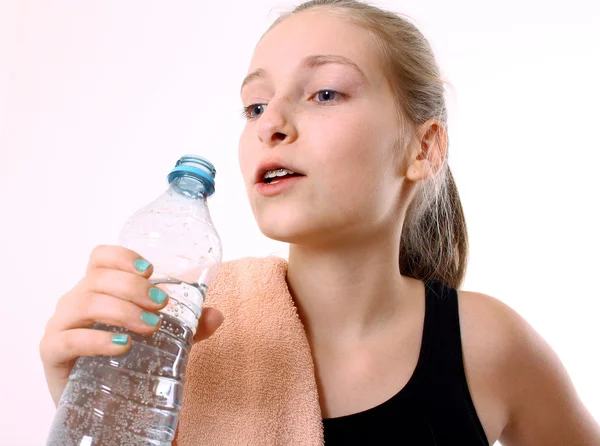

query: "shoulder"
left=455, top=289, right=532, bottom=393
left=455, top=288, right=564, bottom=381
left=456, top=289, right=600, bottom=445
left=455, top=289, right=524, bottom=370
left=455, top=288, right=566, bottom=395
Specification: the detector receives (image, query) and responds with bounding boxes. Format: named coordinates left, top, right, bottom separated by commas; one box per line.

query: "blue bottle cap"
left=167, top=154, right=216, bottom=196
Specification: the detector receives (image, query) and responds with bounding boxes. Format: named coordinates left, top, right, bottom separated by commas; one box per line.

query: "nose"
left=256, top=96, right=298, bottom=147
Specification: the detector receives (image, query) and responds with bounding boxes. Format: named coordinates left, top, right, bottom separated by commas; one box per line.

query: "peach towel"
left=173, top=256, right=324, bottom=445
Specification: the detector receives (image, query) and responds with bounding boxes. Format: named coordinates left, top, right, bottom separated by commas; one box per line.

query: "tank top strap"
left=421, top=279, right=464, bottom=377
left=419, top=279, right=489, bottom=445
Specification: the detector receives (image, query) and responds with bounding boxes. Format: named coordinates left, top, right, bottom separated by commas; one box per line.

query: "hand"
left=39, top=245, right=224, bottom=407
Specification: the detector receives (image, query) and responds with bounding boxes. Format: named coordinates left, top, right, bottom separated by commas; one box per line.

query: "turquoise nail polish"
left=141, top=312, right=160, bottom=326
left=112, top=334, right=128, bottom=345
left=134, top=258, right=151, bottom=272
left=149, top=287, right=168, bottom=304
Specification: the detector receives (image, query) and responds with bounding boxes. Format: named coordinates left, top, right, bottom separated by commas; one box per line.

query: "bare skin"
left=238, top=8, right=600, bottom=445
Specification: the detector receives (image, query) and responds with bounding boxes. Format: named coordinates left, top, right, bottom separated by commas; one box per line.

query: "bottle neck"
left=163, top=177, right=213, bottom=224
left=170, top=175, right=209, bottom=200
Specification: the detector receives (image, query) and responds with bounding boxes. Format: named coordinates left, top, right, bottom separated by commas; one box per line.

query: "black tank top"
left=322, top=280, right=489, bottom=445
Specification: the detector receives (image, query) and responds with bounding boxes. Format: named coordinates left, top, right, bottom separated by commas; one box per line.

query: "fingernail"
left=141, top=312, right=160, bottom=326
left=112, top=334, right=129, bottom=345
left=134, top=258, right=151, bottom=273
left=149, top=287, right=168, bottom=304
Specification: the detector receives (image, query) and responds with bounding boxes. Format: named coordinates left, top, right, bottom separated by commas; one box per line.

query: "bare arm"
left=461, top=291, right=600, bottom=445
left=497, top=301, right=600, bottom=445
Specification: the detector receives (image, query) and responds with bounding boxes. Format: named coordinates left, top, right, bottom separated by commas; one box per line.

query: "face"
left=238, top=9, right=408, bottom=247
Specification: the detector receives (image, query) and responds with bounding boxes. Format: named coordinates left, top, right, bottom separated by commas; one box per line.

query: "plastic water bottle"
left=47, top=155, right=222, bottom=445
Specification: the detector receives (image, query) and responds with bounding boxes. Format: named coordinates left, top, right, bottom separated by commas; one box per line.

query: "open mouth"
left=262, top=168, right=304, bottom=184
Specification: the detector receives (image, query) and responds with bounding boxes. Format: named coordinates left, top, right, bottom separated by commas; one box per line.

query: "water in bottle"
left=47, top=155, right=222, bottom=445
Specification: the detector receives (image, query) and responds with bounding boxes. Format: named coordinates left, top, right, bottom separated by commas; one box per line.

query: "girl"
left=40, top=1, right=600, bottom=444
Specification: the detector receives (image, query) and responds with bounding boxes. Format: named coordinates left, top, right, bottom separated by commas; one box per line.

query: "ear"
left=405, top=119, right=448, bottom=182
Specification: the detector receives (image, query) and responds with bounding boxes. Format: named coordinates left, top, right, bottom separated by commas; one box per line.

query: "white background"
left=1, top=1, right=599, bottom=444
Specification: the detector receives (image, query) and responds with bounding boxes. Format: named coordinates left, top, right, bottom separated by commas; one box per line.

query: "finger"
left=193, top=307, right=224, bottom=344
left=40, top=328, right=132, bottom=367
left=48, top=292, right=163, bottom=335
left=83, top=268, right=169, bottom=311
left=87, top=244, right=154, bottom=278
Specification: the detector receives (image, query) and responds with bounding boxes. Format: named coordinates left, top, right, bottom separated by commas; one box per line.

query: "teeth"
left=263, top=168, right=296, bottom=179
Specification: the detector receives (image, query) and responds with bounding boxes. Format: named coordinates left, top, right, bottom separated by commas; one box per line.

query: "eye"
left=314, top=90, right=343, bottom=102
left=241, top=104, right=266, bottom=119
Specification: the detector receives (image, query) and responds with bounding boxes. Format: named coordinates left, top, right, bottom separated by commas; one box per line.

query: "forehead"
left=249, top=9, right=385, bottom=83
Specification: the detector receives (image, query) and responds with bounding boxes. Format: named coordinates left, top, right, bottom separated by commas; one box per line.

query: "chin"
left=256, top=212, right=349, bottom=247
left=256, top=212, right=311, bottom=243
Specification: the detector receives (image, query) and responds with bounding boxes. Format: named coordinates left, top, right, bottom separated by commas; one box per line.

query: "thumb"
left=193, top=307, right=224, bottom=344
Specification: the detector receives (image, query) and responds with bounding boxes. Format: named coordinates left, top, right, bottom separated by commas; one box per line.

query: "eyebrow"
left=240, top=54, right=367, bottom=94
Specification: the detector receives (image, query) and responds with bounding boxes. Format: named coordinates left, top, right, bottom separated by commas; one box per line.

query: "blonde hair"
left=267, top=0, right=469, bottom=289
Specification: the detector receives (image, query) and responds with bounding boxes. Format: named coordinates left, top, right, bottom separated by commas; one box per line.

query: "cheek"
left=310, top=116, right=398, bottom=211
left=312, top=115, right=390, bottom=181
left=238, top=128, right=255, bottom=186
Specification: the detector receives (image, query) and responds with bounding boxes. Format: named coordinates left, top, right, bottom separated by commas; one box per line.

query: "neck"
left=286, top=231, right=417, bottom=350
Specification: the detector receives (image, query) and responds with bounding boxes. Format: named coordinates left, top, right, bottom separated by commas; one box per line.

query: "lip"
left=254, top=160, right=305, bottom=185
left=255, top=175, right=304, bottom=197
